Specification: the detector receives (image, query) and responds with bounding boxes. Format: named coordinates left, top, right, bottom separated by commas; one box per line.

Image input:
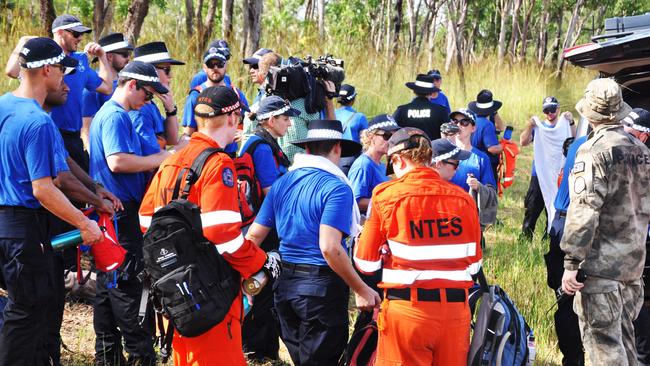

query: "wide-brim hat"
left=133, top=42, right=185, bottom=65
left=92, top=32, right=132, bottom=63
left=468, top=89, right=502, bottom=115
left=575, top=78, right=632, bottom=123
left=406, top=74, right=440, bottom=94
left=290, top=119, right=362, bottom=157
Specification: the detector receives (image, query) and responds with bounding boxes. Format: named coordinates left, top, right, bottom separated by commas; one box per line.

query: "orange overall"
left=139, top=132, right=266, bottom=366
left=355, top=167, right=482, bottom=366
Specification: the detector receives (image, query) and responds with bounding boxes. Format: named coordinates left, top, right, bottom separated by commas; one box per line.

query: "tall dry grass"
left=0, top=9, right=599, bottom=365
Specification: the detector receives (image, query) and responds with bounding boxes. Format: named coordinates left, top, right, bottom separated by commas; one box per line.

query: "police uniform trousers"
left=521, top=174, right=547, bottom=239
left=242, top=230, right=280, bottom=361
left=377, top=288, right=470, bottom=366
left=575, top=277, right=643, bottom=366
left=274, top=262, right=350, bottom=366
left=59, top=129, right=89, bottom=173
left=0, top=206, right=55, bottom=366
left=93, top=202, right=155, bottom=366
left=544, top=210, right=585, bottom=366
left=635, top=304, right=650, bottom=366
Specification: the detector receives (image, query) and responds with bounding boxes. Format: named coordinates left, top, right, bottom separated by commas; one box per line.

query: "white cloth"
left=289, top=153, right=362, bottom=238
left=532, top=115, right=572, bottom=232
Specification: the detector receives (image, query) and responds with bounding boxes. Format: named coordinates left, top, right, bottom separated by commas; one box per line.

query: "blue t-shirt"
left=82, top=79, right=117, bottom=118
left=430, top=91, right=451, bottom=116
left=254, top=168, right=354, bottom=266
left=128, top=103, right=163, bottom=157
left=471, top=115, right=500, bottom=164
left=89, top=100, right=146, bottom=202
left=188, top=71, right=231, bottom=90
left=51, top=53, right=103, bottom=132
left=335, top=106, right=368, bottom=143
left=347, top=154, right=387, bottom=201
left=0, top=93, right=69, bottom=208
left=239, top=135, right=287, bottom=189
left=554, top=135, right=588, bottom=211
left=181, top=82, right=249, bottom=130
left=451, top=147, right=496, bottom=191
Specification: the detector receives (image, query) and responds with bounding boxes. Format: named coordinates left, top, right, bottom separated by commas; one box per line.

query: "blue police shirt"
left=82, top=79, right=117, bottom=118
left=335, top=106, right=368, bottom=143
left=553, top=135, right=587, bottom=211
left=51, top=52, right=103, bottom=132
left=181, top=82, right=249, bottom=130
left=239, top=135, right=287, bottom=189
left=430, top=91, right=451, bottom=116
left=128, top=103, right=164, bottom=156
left=89, top=100, right=146, bottom=202
left=0, top=93, right=69, bottom=208
left=347, top=154, right=387, bottom=201
left=451, top=147, right=496, bottom=191
left=471, top=115, right=500, bottom=164
left=188, top=71, right=231, bottom=90
left=255, top=168, right=354, bottom=266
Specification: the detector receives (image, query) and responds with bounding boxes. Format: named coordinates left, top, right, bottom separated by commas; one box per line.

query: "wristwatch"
left=165, top=105, right=178, bottom=117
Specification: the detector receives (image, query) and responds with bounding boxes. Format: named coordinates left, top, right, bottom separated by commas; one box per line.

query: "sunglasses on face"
left=443, top=160, right=460, bottom=169
left=543, top=107, right=558, bottom=114
left=249, top=64, right=259, bottom=70
left=375, top=131, right=393, bottom=141
left=206, top=60, right=226, bottom=69
left=66, top=30, right=84, bottom=38
left=156, top=66, right=171, bottom=76
left=136, top=82, right=155, bottom=101
left=451, top=118, right=474, bottom=127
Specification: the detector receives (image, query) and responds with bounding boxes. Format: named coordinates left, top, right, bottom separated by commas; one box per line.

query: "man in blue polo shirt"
left=246, top=120, right=380, bottom=365
left=188, top=39, right=232, bottom=90
left=335, top=84, right=368, bottom=174
left=0, top=37, right=103, bottom=366
left=89, top=61, right=170, bottom=366
left=427, top=69, right=451, bottom=115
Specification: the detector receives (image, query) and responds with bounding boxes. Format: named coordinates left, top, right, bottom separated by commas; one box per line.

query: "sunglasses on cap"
left=135, top=81, right=155, bottom=102
left=543, top=107, right=558, bottom=114
left=443, top=160, right=460, bottom=169
left=156, top=65, right=171, bottom=76
left=66, top=29, right=84, bottom=38
left=451, top=118, right=474, bottom=127
left=206, top=60, right=226, bottom=69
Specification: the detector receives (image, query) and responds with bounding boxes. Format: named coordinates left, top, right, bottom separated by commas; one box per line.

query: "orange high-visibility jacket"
left=354, top=167, right=482, bottom=290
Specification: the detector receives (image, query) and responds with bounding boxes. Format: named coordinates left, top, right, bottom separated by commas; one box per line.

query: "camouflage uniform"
left=561, top=123, right=650, bottom=366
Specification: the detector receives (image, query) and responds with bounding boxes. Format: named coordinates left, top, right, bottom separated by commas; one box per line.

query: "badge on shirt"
left=574, top=176, right=586, bottom=194
left=572, top=161, right=585, bottom=174
left=222, top=167, right=234, bottom=187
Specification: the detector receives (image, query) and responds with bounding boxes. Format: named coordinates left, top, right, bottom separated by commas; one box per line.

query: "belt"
left=0, top=205, right=46, bottom=213
left=558, top=210, right=567, bottom=218
left=58, top=129, right=81, bottom=138
left=281, top=262, right=334, bottom=275
left=385, top=288, right=466, bottom=302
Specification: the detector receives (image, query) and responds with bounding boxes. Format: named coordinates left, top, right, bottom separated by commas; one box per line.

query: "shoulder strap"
left=177, top=147, right=226, bottom=199
left=189, top=85, right=203, bottom=95
left=342, top=112, right=358, bottom=132
left=475, top=267, right=489, bottom=293
left=244, top=138, right=265, bottom=156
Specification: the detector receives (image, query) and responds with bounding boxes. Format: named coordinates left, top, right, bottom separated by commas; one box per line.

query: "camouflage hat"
left=575, top=78, right=632, bottom=123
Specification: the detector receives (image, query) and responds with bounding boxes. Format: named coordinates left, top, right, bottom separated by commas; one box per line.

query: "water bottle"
left=503, top=125, right=513, bottom=140
left=527, top=333, right=536, bottom=366
left=51, top=230, right=83, bottom=252
left=243, top=251, right=281, bottom=296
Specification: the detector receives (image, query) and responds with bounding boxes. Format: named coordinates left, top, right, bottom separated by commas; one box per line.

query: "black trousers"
left=93, top=202, right=155, bottom=366
left=521, top=174, right=547, bottom=239
left=635, top=304, right=650, bottom=366
left=545, top=211, right=585, bottom=366
left=274, top=263, right=349, bottom=366
left=0, top=207, right=54, bottom=366
left=59, top=129, right=89, bottom=173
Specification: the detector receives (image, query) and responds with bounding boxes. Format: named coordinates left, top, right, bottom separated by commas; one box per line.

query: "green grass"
left=1, top=11, right=597, bottom=366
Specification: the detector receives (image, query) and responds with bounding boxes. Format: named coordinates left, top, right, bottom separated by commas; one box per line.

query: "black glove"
left=263, top=250, right=282, bottom=280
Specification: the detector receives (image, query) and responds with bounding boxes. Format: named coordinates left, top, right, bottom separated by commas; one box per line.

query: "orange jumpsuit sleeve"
left=197, top=157, right=266, bottom=279
left=354, top=194, right=385, bottom=274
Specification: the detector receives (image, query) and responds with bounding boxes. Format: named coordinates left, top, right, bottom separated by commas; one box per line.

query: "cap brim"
left=542, top=103, right=559, bottom=109
left=468, top=100, right=502, bottom=115
left=283, top=107, right=301, bottom=117
left=69, top=25, right=92, bottom=33
left=145, top=81, right=169, bottom=94
left=454, top=149, right=472, bottom=161
left=290, top=138, right=361, bottom=158
left=242, top=58, right=260, bottom=65
left=154, top=58, right=185, bottom=65
left=60, top=55, right=79, bottom=69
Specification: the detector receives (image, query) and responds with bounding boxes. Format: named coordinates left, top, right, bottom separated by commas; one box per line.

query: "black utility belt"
left=58, top=129, right=81, bottom=138
left=0, top=205, right=47, bottom=214
left=385, top=288, right=466, bottom=302
left=281, top=262, right=334, bottom=276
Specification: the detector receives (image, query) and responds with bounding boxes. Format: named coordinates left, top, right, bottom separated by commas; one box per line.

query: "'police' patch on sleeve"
left=572, top=161, right=585, bottom=174
left=222, top=167, right=234, bottom=187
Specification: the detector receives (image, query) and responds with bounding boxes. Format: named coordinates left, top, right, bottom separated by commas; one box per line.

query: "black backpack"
left=142, top=148, right=241, bottom=357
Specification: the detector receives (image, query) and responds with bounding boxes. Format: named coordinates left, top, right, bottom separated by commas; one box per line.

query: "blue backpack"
left=468, top=269, right=534, bottom=366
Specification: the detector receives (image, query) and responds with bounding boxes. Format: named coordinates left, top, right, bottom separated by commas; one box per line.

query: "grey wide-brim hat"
left=575, top=78, right=632, bottom=123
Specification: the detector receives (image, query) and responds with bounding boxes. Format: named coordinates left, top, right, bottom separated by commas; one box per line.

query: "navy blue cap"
left=51, top=14, right=91, bottom=33
left=257, top=96, right=300, bottom=120
left=208, top=39, right=230, bottom=60
left=290, top=119, right=362, bottom=157
left=449, top=108, right=476, bottom=124
left=431, top=139, right=471, bottom=163
left=243, top=48, right=273, bottom=65
left=119, top=61, right=169, bottom=94
left=368, top=114, right=400, bottom=132
left=195, top=86, right=249, bottom=117
left=542, top=96, right=559, bottom=110
left=623, top=108, right=650, bottom=133
left=134, top=42, right=184, bottom=65
left=19, top=37, right=78, bottom=73
left=98, top=33, right=133, bottom=53
left=203, top=48, right=227, bottom=64
left=337, top=84, right=357, bottom=102
left=427, top=69, right=442, bottom=79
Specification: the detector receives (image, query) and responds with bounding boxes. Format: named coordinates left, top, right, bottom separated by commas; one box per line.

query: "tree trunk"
left=446, top=0, right=468, bottom=98
left=509, top=0, right=522, bottom=59
left=536, top=0, right=549, bottom=65
left=195, top=0, right=204, bottom=47
left=317, top=0, right=325, bottom=39
left=426, top=0, right=440, bottom=69
left=390, top=0, right=403, bottom=58
left=124, top=0, right=150, bottom=44
left=185, top=0, right=194, bottom=36
left=385, top=0, right=392, bottom=58
left=496, top=0, right=509, bottom=62
left=405, top=0, right=416, bottom=54
left=200, top=0, right=218, bottom=52
left=241, top=0, right=263, bottom=59
left=518, top=0, right=534, bottom=60
left=548, top=7, right=563, bottom=65
left=557, top=0, right=584, bottom=73
left=221, top=0, right=233, bottom=40
left=40, top=0, right=56, bottom=37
